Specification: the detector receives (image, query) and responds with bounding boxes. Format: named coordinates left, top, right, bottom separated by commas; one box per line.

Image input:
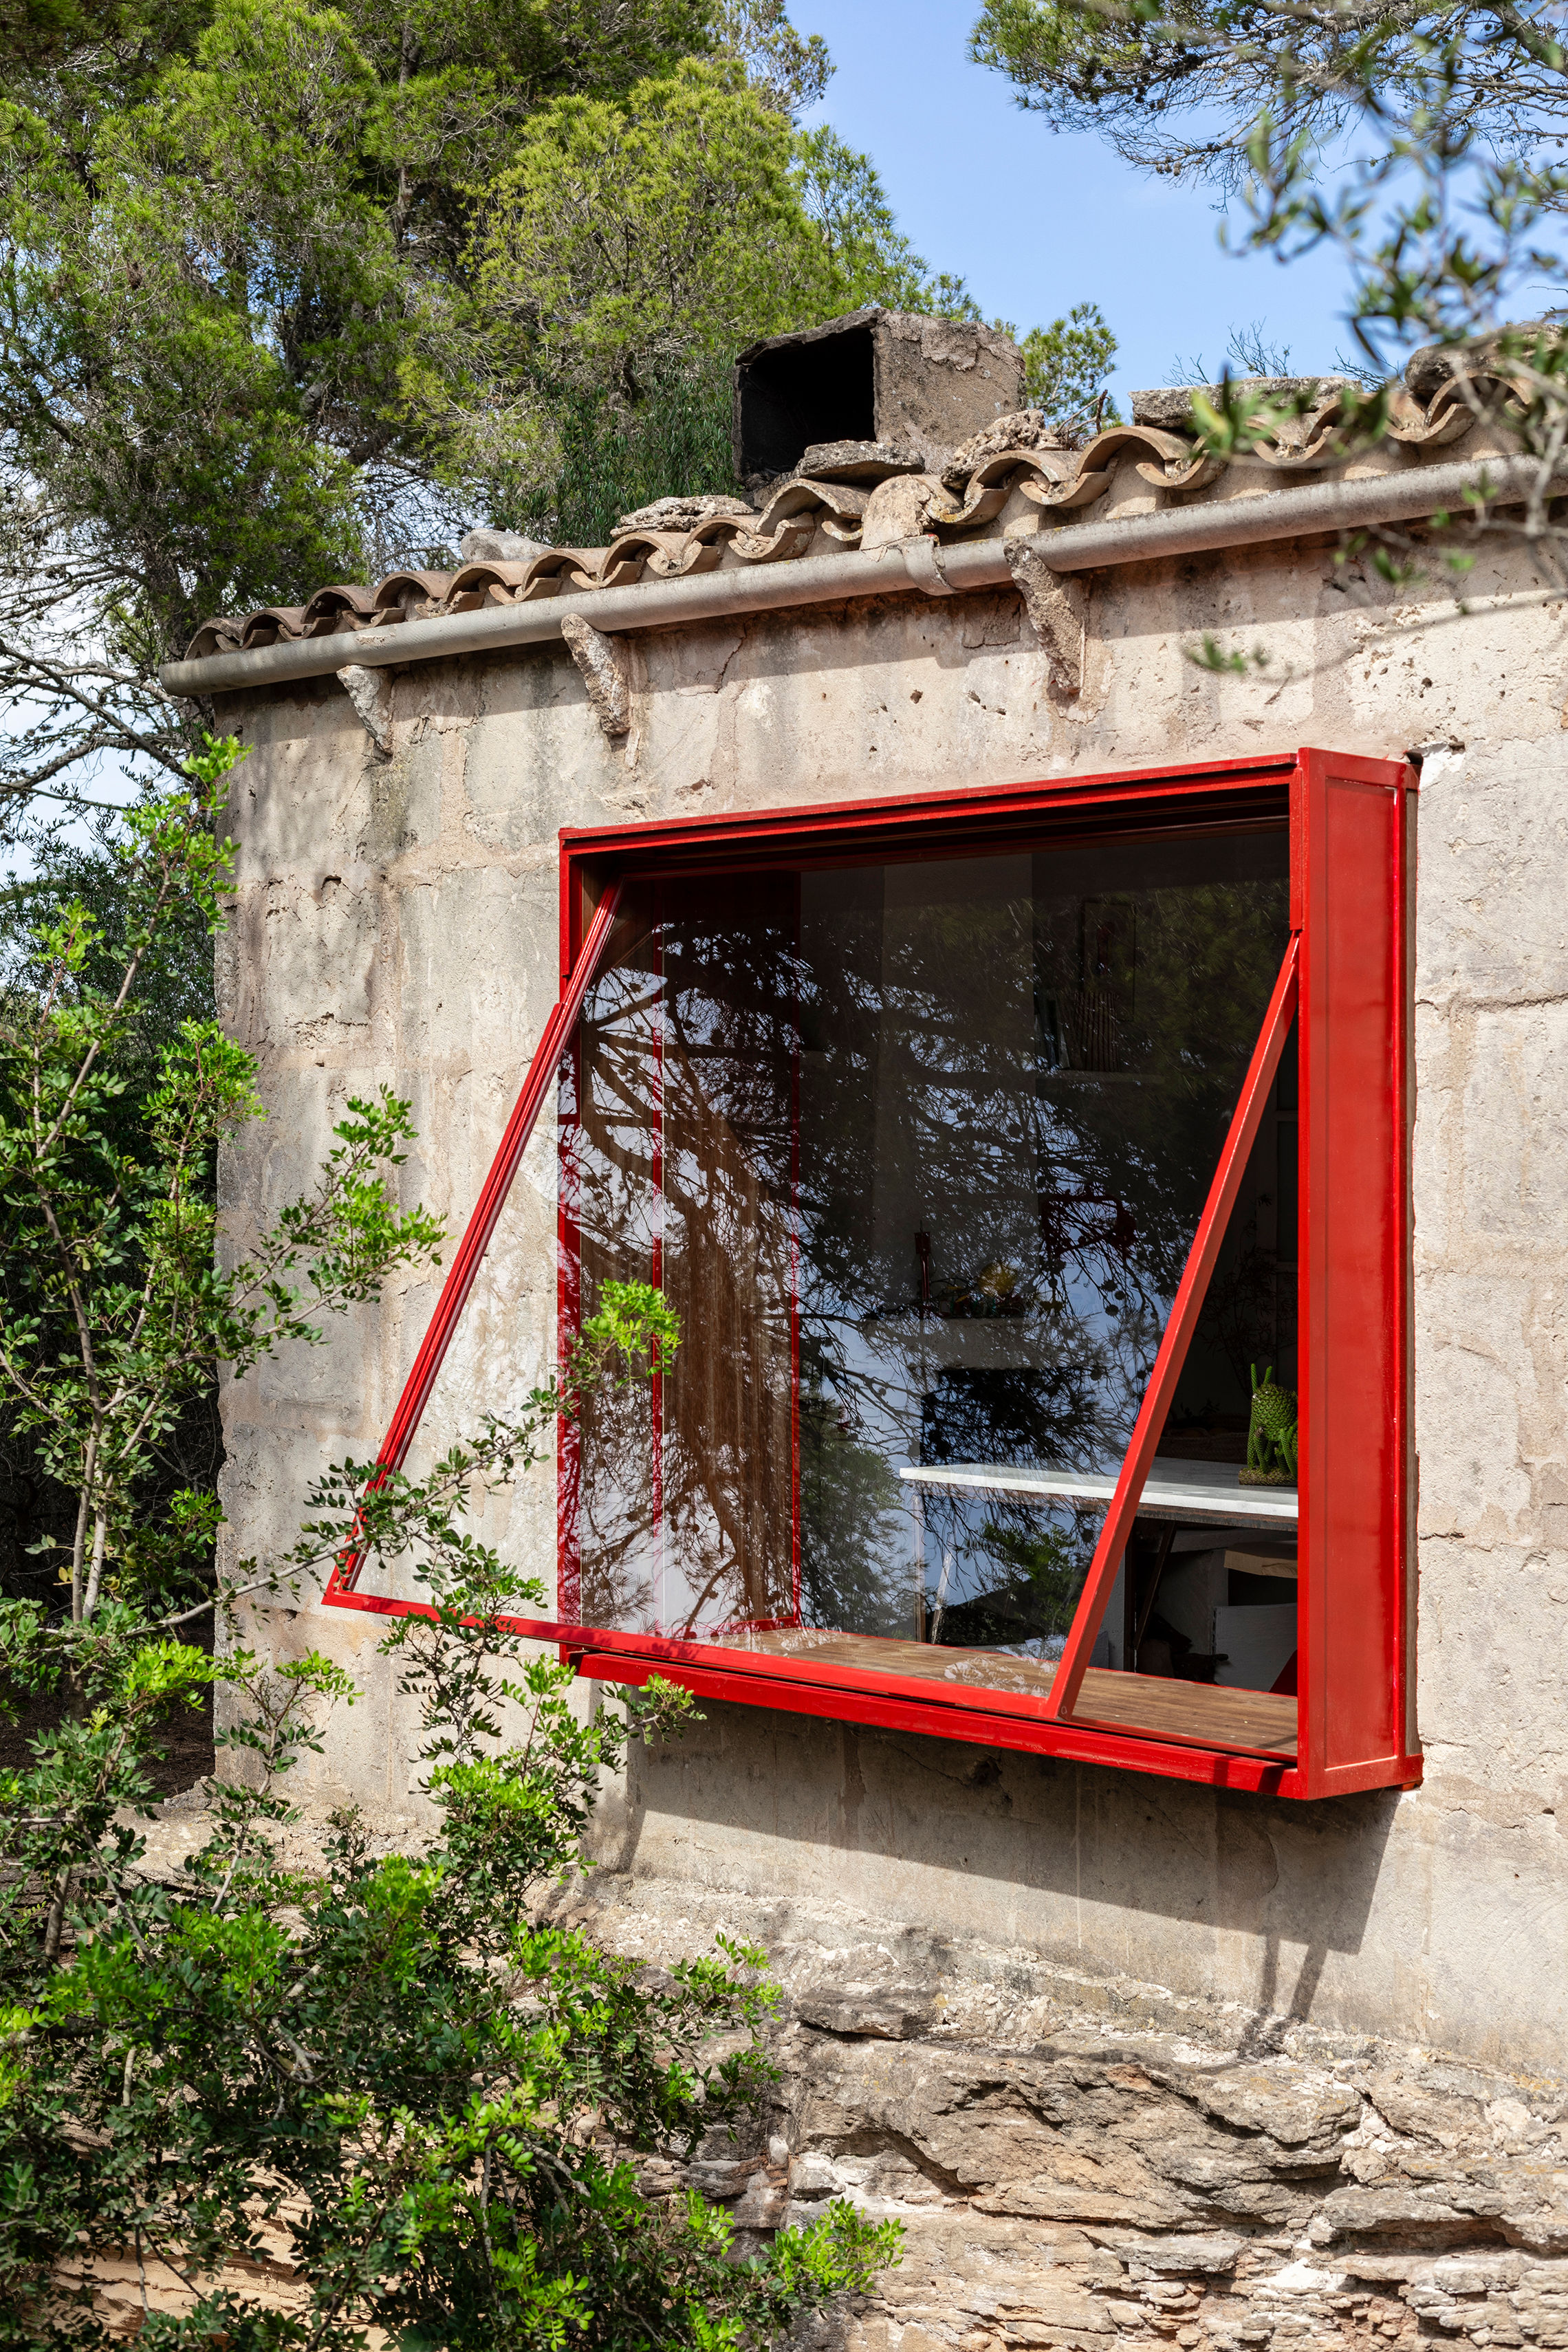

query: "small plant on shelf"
left=937, top=1259, right=1028, bottom=1318
left=1241, top=1362, right=1298, bottom=1485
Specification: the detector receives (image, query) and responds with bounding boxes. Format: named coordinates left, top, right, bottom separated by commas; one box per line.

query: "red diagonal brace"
left=329, top=881, right=624, bottom=1596
left=1041, top=934, right=1300, bottom=1721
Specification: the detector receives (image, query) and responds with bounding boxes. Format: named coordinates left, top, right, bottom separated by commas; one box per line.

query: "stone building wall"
left=575, top=1873, right=1568, bottom=2352
left=85, top=1808, right=1568, bottom=2343
left=215, top=508, right=1568, bottom=2071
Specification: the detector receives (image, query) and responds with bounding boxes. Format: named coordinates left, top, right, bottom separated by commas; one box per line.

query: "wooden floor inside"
left=733, top=1628, right=1298, bottom=1758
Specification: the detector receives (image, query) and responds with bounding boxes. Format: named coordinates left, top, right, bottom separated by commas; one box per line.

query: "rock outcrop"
left=100, top=1814, right=1568, bottom=2347
left=561, top=1873, right=1568, bottom=2352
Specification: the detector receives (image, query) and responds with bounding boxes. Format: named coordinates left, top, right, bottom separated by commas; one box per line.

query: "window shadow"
left=615, top=1701, right=1401, bottom=2031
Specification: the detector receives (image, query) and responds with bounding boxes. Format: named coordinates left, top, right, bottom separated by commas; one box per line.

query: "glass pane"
left=567, top=895, right=662, bottom=1624
left=1058, top=1018, right=1300, bottom=1756
left=567, top=827, right=1293, bottom=1739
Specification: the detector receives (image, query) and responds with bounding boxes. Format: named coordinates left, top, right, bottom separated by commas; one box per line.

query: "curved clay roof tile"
left=181, top=375, right=1512, bottom=655
left=603, top=528, right=726, bottom=580
left=371, top=571, right=455, bottom=618
left=445, top=560, right=544, bottom=602
left=753, top=478, right=869, bottom=534
left=927, top=448, right=1076, bottom=532
left=601, top=527, right=691, bottom=564
left=239, top=607, right=308, bottom=648
left=182, top=615, right=247, bottom=662
left=301, top=584, right=378, bottom=634
left=1386, top=368, right=1525, bottom=447
left=510, top=549, right=612, bottom=599
left=726, top=519, right=819, bottom=565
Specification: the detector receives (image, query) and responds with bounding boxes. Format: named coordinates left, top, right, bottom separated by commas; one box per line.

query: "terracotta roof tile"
left=300, top=583, right=380, bottom=633
left=183, top=381, right=1522, bottom=663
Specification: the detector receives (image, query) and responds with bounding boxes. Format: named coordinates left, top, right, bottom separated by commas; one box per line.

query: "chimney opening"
left=735, top=317, right=876, bottom=480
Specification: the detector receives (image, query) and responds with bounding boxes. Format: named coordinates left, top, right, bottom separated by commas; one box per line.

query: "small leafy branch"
left=975, top=0, right=1568, bottom=602
left=0, top=739, right=900, bottom=2343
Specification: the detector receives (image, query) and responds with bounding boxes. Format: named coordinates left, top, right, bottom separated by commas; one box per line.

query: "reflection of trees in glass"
left=655, top=883, right=795, bottom=1637
left=1190, top=1229, right=1278, bottom=1407
left=965, top=1516, right=1082, bottom=1644
left=794, top=848, right=1289, bottom=1487
left=1179, top=1027, right=1299, bottom=1431
left=573, top=892, right=802, bottom=1637
left=798, top=1349, right=907, bottom=1639
left=569, top=835, right=1291, bottom=1651
left=919, top=1493, right=1096, bottom=1651
left=572, top=910, right=661, bottom=1629
left=1032, top=875, right=1292, bottom=1305
left=919, top=1366, right=1087, bottom=1465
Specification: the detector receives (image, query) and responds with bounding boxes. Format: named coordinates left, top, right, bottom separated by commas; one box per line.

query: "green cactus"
left=1241, top=1361, right=1298, bottom=1485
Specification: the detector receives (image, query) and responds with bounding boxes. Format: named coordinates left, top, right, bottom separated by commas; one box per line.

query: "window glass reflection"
left=568, top=829, right=1292, bottom=1723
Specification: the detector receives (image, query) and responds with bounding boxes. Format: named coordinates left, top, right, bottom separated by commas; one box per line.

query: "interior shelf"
left=900, top=1455, right=1299, bottom=1527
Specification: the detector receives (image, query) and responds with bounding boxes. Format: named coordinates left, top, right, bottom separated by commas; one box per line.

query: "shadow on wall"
left=600, top=1699, right=1402, bottom=2036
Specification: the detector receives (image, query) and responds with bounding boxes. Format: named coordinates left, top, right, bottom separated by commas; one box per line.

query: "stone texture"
left=944, top=411, right=1080, bottom=487
left=91, top=1822, right=1568, bottom=2347
left=797, top=439, right=924, bottom=483
left=610, top=494, right=756, bottom=536
left=859, top=475, right=944, bottom=549
left=337, top=662, right=392, bottom=756
left=735, top=310, right=1023, bottom=480
left=459, top=527, right=552, bottom=562
left=559, top=612, right=632, bottom=735
left=1005, top=540, right=1088, bottom=696
left=1130, top=380, right=1355, bottom=428
left=873, top=314, right=1025, bottom=466
left=565, top=1879, right=1568, bottom=2352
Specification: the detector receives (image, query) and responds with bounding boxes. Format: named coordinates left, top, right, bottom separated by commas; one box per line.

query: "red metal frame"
left=326, top=751, right=1422, bottom=1799
left=325, top=881, right=623, bottom=1610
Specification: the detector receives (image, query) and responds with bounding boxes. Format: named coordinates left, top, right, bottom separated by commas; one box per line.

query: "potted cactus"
left=1241, top=1362, right=1298, bottom=1485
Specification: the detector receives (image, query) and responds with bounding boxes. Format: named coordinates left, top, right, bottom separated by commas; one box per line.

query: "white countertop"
left=899, top=1455, right=1298, bottom=1526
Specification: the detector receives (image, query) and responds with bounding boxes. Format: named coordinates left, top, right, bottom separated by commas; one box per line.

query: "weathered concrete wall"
left=215, top=506, right=1568, bottom=2070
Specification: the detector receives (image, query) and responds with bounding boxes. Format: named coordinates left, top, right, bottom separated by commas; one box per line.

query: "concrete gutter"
left=158, top=453, right=1546, bottom=699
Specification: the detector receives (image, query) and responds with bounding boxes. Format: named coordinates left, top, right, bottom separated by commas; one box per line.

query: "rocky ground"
left=109, top=1804, right=1568, bottom=2351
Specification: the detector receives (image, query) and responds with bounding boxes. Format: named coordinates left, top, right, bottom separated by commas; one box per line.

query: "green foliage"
left=454, top=58, right=980, bottom=528
left=0, top=734, right=446, bottom=1629
left=793, top=125, right=982, bottom=320
left=0, top=1286, right=901, bottom=2345
left=978, top=1518, right=1080, bottom=1634
left=0, top=798, right=228, bottom=1604
left=580, top=1276, right=682, bottom=1373
left=0, top=685, right=897, bottom=2341
left=1019, top=301, right=1120, bottom=436
left=530, top=359, right=737, bottom=545
left=0, top=0, right=978, bottom=809
left=475, top=60, right=834, bottom=403
left=970, top=0, right=1568, bottom=596
left=966, top=0, right=1561, bottom=193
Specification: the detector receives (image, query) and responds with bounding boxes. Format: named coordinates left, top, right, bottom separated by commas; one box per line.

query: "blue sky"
left=792, top=0, right=1359, bottom=404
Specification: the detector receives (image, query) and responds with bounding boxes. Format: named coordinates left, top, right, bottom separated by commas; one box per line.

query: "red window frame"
left=326, top=749, right=1420, bottom=1801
